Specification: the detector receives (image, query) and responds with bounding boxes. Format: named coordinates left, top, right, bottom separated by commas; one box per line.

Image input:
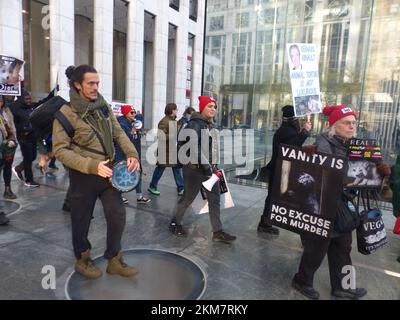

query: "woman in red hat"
left=292, top=105, right=390, bottom=300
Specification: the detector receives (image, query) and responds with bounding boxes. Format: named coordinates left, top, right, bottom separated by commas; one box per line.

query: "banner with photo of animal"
left=345, top=139, right=383, bottom=189
left=287, top=43, right=322, bottom=117
left=0, top=54, right=24, bottom=96
left=267, top=145, right=346, bottom=239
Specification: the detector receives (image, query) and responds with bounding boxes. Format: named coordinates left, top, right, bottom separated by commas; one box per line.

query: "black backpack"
left=29, top=96, right=74, bottom=140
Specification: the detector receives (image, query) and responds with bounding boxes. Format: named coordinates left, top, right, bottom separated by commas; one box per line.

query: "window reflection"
left=204, top=0, right=400, bottom=178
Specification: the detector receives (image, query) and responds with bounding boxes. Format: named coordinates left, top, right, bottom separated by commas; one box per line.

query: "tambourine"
left=110, top=160, right=140, bottom=192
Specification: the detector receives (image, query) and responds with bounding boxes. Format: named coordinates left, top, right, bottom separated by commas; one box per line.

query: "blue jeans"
left=136, top=177, right=142, bottom=195
left=150, top=166, right=184, bottom=192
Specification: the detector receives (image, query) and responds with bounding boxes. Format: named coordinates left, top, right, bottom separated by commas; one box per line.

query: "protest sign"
left=0, top=54, right=24, bottom=96
left=345, top=139, right=383, bottom=189
left=287, top=43, right=322, bottom=117
left=191, top=169, right=234, bottom=214
left=267, top=144, right=346, bottom=238
left=110, top=101, right=124, bottom=117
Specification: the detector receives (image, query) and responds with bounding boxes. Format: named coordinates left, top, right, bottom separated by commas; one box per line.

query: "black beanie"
left=282, top=105, right=295, bottom=118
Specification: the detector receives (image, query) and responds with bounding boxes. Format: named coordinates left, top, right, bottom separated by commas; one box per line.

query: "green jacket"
left=391, top=155, right=400, bottom=217
left=52, top=103, right=138, bottom=175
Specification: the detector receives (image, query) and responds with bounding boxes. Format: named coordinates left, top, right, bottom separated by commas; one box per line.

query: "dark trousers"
left=69, top=169, right=126, bottom=260
left=260, top=175, right=274, bottom=227
left=15, top=139, right=37, bottom=182
left=3, top=157, right=13, bottom=186
left=294, top=232, right=353, bottom=290
left=174, top=165, right=222, bottom=232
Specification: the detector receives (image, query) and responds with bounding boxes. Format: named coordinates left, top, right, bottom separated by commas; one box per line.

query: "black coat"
left=180, top=112, right=217, bottom=175
left=11, top=91, right=55, bottom=142
left=267, top=120, right=310, bottom=173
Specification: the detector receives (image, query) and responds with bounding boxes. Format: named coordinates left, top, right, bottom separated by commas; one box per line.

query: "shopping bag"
left=357, top=208, right=388, bottom=255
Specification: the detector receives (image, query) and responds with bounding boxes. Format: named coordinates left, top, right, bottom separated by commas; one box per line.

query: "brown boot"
left=106, top=251, right=138, bottom=277
left=74, top=249, right=102, bottom=279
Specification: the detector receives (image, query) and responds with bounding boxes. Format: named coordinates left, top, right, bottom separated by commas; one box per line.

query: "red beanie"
left=323, top=105, right=357, bottom=126
left=121, top=104, right=134, bottom=116
left=198, top=96, right=217, bottom=113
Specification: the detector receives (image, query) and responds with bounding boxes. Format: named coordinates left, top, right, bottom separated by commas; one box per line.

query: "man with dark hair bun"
left=53, top=65, right=140, bottom=279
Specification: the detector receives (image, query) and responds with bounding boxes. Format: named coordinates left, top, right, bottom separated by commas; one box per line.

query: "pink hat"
left=198, top=96, right=217, bottom=113
left=323, top=105, right=357, bottom=126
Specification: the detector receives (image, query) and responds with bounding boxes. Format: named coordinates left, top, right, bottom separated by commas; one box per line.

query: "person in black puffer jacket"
left=11, top=89, right=55, bottom=187
left=169, top=96, right=236, bottom=243
left=258, top=105, right=312, bottom=235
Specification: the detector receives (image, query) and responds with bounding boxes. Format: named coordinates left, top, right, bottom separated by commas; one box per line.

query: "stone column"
left=190, top=0, right=206, bottom=108
left=174, top=1, right=190, bottom=112
left=126, top=0, right=145, bottom=109
left=49, top=0, right=75, bottom=100
left=0, top=0, right=24, bottom=60
left=152, top=9, right=169, bottom=128
left=94, top=0, right=114, bottom=102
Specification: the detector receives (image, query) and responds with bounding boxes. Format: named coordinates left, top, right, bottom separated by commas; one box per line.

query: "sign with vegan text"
left=0, top=54, right=24, bottom=96
left=267, top=145, right=346, bottom=239
left=287, top=43, right=322, bottom=117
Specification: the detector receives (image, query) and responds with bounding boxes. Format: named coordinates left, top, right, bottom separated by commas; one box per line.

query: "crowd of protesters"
left=0, top=63, right=397, bottom=300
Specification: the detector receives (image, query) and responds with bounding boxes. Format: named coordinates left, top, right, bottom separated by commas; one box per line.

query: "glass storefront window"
left=22, top=0, right=50, bottom=100
left=204, top=0, right=400, bottom=182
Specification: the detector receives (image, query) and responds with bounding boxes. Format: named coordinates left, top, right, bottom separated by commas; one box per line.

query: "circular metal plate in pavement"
left=0, top=200, right=20, bottom=215
left=65, top=249, right=206, bottom=300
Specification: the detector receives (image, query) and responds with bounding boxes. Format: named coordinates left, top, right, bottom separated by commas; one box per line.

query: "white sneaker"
left=137, top=197, right=151, bottom=204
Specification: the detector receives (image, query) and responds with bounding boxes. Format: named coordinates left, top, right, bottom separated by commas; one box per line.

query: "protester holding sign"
left=11, top=89, right=55, bottom=187
left=258, top=105, right=312, bottom=235
left=292, top=105, right=368, bottom=300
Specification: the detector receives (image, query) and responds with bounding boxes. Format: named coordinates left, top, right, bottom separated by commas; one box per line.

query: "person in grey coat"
left=291, top=105, right=391, bottom=300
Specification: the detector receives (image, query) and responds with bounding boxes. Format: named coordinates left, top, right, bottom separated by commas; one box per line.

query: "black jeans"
left=15, top=139, right=37, bottom=182
left=294, top=232, right=353, bottom=291
left=3, top=157, right=13, bottom=186
left=69, top=169, right=126, bottom=260
left=174, top=165, right=222, bottom=232
left=261, top=175, right=274, bottom=226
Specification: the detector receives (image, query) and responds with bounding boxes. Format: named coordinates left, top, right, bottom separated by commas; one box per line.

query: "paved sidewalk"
left=0, top=153, right=399, bottom=300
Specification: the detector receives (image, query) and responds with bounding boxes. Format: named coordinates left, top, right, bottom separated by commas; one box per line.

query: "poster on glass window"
left=267, top=144, right=346, bottom=239
left=0, top=54, right=24, bottom=96
left=287, top=43, right=322, bottom=117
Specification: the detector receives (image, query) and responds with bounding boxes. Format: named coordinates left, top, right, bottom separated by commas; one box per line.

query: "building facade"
left=204, top=0, right=400, bottom=162
left=0, top=0, right=205, bottom=128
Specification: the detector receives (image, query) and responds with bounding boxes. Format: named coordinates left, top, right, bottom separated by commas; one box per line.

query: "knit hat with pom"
left=199, top=96, right=217, bottom=113
left=323, top=105, right=356, bottom=126
left=121, top=105, right=135, bottom=116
